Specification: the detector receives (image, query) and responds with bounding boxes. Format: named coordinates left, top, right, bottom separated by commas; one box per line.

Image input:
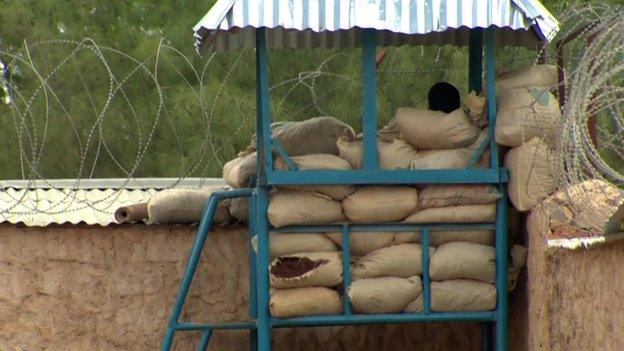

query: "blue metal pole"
left=486, top=28, right=499, bottom=170
left=161, top=189, right=253, bottom=351
left=469, top=29, right=483, bottom=94
left=197, top=329, right=213, bottom=351
left=255, top=27, right=272, bottom=351
left=248, top=193, right=258, bottom=351
left=482, top=322, right=493, bottom=351
left=421, top=229, right=431, bottom=314
left=361, top=29, right=379, bottom=170
left=341, top=224, right=352, bottom=315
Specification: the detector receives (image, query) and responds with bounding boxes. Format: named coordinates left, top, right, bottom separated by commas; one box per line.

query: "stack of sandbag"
left=403, top=243, right=527, bottom=312
left=146, top=187, right=232, bottom=224
left=225, top=116, right=356, bottom=222
left=266, top=233, right=344, bottom=318
left=495, top=64, right=560, bottom=212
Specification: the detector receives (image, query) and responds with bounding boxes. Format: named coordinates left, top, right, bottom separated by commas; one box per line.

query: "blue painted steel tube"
left=273, top=222, right=495, bottom=233
left=486, top=28, right=499, bottom=170
left=255, top=27, right=272, bottom=351
left=482, top=322, right=493, bottom=351
left=197, top=329, right=213, bottom=351
left=361, top=29, right=379, bottom=171
left=421, top=229, right=431, bottom=314
left=161, top=188, right=253, bottom=351
left=469, top=28, right=483, bottom=94
left=341, top=224, right=352, bottom=315
left=248, top=192, right=258, bottom=351
left=175, top=321, right=257, bottom=331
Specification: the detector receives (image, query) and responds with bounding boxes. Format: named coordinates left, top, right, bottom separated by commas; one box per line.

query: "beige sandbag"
left=411, top=130, right=489, bottom=169
left=337, top=137, right=417, bottom=169
left=417, top=184, right=501, bottom=209
left=394, top=108, right=479, bottom=149
left=268, top=190, right=345, bottom=228
left=348, top=276, right=422, bottom=314
left=404, top=203, right=496, bottom=223
left=505, top=137, right=556, bottom=212
left=351, top=244, right=435, bottom=279
left=404, top=279, right=496, bottom=312
left=508, top=245, right=527, bottom=291
left=342, top=186, right=418, bottom=223
left=495, top=64, right=558, bottom=95
left=377, top=119, right=401, bottom=142
left=251, top=233, right=338, bottom=259
left=228, top=196, right=249, bottom=221
left=269, top=252, right=343, bottom=289
left=244, top=116, right=356, bottom=156
left=274, top=154, right=355, bottom=200
left=223, top=152, right=257, bottom=188
left=325, top=232, right=394, bottom=256
left=495, top=87, right=561, bottom=147
left=429, top=242, right=495, bottom=283
left=394, top=230, right=494, bottom=246
left=466, top=91, right=488, bottom=128
left=270, top=287, right=342, bottom=318
left=147, top=188, right=231, bottom=224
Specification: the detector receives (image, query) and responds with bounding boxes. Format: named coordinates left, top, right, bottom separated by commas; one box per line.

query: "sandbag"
left=223, top=152, right=257, bottom=188
left=377, top=119, right=401, bottom=142
left=404, top=203, right=496, bottom=223
left=466, top=91, right=488, bottom=128
left=268, top=190, right=345, bottom=228
left=495, top=87, right=561, bottom=147
left=505, top=137, right=556, bottom=212
left=351, top=244, right=435, bottom=279
left=251, top=233, right=338, bottom=259
left=244, top=116, right=356, bottom=156
left=337, top=137, right=417, bottom=169
left=411, top=130, right=489, bottom=169
left=269, top=252, right=343, bottom=289
left=429, top=242, right=495, bottom=283
left=325, top=231, right=394, bottom=256
left=495, top=64, right=558, bottom=95
left=404, top=280, right=496, bottom=312
left=147, top=188, right=231, bottom=224
left=509, top=245, right=528, bottom=291
left=270, top=287, right=342, bottom=318
left=348, top=276, right=421, bottom=314
left=394, top=108, right=479, bottom=149
left=394, top=230, right=494, bottom=246
left=342, top=186, right=418, bottom=223
left=274, top=154, right=355, bottom=200
left=228, top=196, right=249, bottom=221
left=417, top=184, right=501, bottom=209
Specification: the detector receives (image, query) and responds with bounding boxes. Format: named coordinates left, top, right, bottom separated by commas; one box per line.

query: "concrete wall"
left=0, top=223, right=483, bottom=350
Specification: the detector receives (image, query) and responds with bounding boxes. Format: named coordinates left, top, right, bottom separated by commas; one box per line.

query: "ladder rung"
left=175, top=321, right=257, bottom=331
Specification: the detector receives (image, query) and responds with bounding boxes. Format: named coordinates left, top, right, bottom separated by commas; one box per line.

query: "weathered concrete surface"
left=0, top=223, right=484, bottom=350
left=510, top=203, right=624, bottom=351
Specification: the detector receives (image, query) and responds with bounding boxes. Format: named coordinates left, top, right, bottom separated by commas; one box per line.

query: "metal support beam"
left=486, top=28, right=499, bottom=170
left=361, top=29, right=379, bottom=170
left=469, top=29, right=483, bottom=93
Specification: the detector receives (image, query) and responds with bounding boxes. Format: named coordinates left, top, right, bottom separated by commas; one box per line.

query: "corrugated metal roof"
left=193, top=0, right=560, bottom=52
left=0, top=178, right=226, bottom=227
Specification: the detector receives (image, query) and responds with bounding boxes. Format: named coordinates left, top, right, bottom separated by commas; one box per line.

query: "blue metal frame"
left=162, top=27, right=511, bottom=351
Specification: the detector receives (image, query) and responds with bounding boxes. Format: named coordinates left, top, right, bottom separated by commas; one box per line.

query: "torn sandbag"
left=269, top=252, right=343, bottom=289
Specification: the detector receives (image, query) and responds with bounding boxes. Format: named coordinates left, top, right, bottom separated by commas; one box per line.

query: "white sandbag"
left=394, top=108, right=479, bottom=149
left=245, top=116, right=356, bottom=156
left=269, top=252, right=343, bottom=289
left=147, top=188, right=231, bottom=224
left=495, top=64, right=558, bottom=95
left=417, top=184, right=501, bottom=209
left=348, top=276, right=422, bottom=314
left=270, top=287, right=342, bottom=318
left=351, top=244, right=435, bottom=279
left=228, top=196, right=249, bottom=221
left=404, top=280, right=497, bottom=312
left=325, top=231, right=394, bottom=256
left=251, top=233, right=338, bottom=259
left=268, top=190, right=345, bottom=228
left=223, top=152, right=257, bottom=188
left=404, top=204, right=496, bottom=223
left=505, top=137, right=556, bottom=212
left=466, top=91, right=488, bottom=128
left=411, top=130, right=489, bottom=169
left=495, top=87, right=561, bottom=147
left=394, top=230, right=494, bottom=246
left=274, top=154, right=355, bottom=200
left=429, top=242, right=495, bottom=283
left=337, top=137, right=417, bottom=169
left=342, top=186, right=418, bottom=223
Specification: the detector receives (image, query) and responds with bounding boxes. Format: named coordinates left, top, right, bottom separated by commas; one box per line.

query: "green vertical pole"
left=469, top=29, right=483, bottom=94
left=361, top=29, right=378, bottom=170
left=255, top=27, right=272, bottom=351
